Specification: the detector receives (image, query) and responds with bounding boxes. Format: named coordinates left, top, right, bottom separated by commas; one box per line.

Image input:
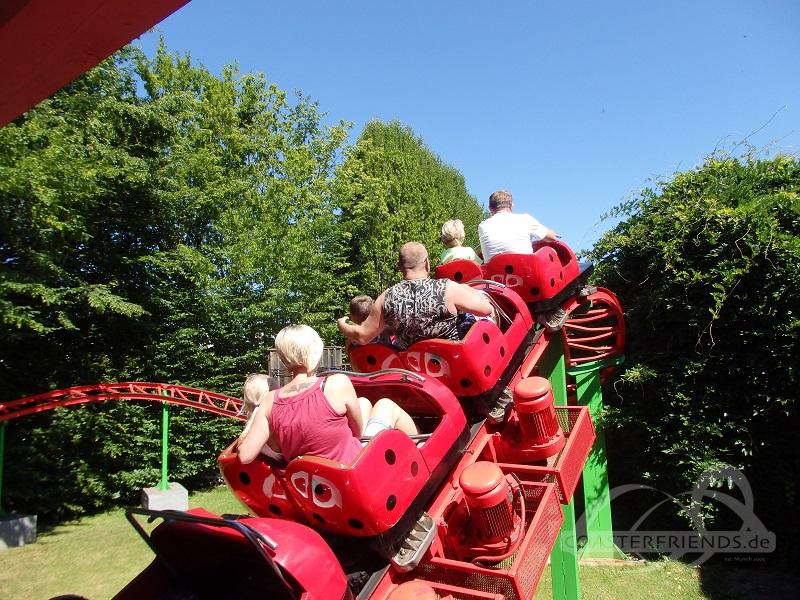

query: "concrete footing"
left=0, top=514, right=37, bottom=550
left=141, top=482, right=188, bottom=511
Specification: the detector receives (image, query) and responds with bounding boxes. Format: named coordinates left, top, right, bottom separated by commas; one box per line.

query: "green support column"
left=550, top=501, right=580, bottom=600
left=0, top=421, right=6, bottom=516
left=159, top=400, right=170, bottom=491
left=540, top=336, right=581, bottom=600
left=567, top=356, right=627, bottom=560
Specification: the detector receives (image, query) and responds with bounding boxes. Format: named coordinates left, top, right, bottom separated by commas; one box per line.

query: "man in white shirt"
left=478, top=190, right=567, bottom=331
left=478, top=189, right=557, bottom=262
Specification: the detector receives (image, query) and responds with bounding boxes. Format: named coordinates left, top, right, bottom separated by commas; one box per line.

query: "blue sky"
left=136, top=1, right=799, bottom=252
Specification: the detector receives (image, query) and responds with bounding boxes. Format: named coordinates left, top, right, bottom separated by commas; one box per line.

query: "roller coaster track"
left=0, top=382, right=245, bottom=423
left=563, top=287, right=625, bottom=366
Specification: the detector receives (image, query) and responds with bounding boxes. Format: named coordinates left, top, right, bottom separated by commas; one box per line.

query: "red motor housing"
left=460, top=462, right=517, bottom=541
left=444, top=461, right=524, bottom=564
left=387, top=581, right=439, bottom=600
left=512, top=377, right=565, bottom=460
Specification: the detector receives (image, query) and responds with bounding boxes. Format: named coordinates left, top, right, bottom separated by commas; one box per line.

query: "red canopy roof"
left=0, top=0, right=189, bottom=127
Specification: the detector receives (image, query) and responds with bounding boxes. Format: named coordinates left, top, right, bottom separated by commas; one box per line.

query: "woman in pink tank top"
left=238, top=325, right=417, bottom=465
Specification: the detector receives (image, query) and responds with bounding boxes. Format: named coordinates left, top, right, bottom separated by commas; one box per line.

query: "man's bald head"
left=398, top=242, right=429, bottom=272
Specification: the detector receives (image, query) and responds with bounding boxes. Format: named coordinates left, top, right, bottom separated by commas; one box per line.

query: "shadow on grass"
left=698, top=561, right=800, bottom=600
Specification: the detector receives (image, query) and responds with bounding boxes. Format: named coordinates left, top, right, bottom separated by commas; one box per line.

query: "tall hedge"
left=335, top=120, right=485, bottom=297
left=588, top=155, right=800, bottom=562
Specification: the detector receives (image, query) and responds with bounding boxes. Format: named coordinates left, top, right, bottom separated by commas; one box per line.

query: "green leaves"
left=0, top=43, right=487, bottom=523
left=335, top=121, right=485, bottom=297
left=591, top=155, right=800, bottom=547
left=0, top=43, right=331, bottom=518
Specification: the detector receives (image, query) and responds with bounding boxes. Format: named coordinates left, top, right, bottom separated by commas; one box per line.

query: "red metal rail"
left=0, top=382, right=245, bottom=423
left=562, top=287, right=625, bottom=366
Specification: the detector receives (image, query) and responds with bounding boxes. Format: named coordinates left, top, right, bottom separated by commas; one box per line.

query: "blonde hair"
left=239, top=373, right=278, bottom=440
left=440, top=219, right=466, bottom=248
left=274, top=324, right=324, bottom=373
left=242, top=373, right=276, bottom=416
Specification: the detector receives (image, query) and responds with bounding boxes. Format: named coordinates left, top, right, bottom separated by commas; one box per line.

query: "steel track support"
left=567, top=356, right=627, bottom=560
left=159, top=396, right=170, bottom=491
left=540, top=335, right=581, bottom=600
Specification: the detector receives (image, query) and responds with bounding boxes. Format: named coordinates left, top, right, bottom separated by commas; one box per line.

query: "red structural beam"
left=0, top=0, right=190, bottom=127
left=0, top=382, right=245, bottom=423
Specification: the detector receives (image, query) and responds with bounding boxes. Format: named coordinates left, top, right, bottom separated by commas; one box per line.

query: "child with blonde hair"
left=440, top=219, right=482, bottom=264
left=239, top=373, right=281, bottom=459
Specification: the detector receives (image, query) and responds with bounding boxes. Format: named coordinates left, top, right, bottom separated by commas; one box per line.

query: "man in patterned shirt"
left=337, top=242, right=492, bottom=350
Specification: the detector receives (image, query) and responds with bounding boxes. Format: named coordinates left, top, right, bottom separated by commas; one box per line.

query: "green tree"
left=0, top=48, right=176, bottom=396
left=136, top=41, right=352, bottom=380
left=588, top=154, right=800, bottom=560
left=1, top=44, right=481, bottom=523
left=0, top=42, right=351, bottom=520
left=334, top=120, right=485, bottom=297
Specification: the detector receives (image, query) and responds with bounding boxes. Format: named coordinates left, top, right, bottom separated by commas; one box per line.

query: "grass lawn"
left=0, top=487, right=243, bottom=600
left=1, top=486, right=795, bottom=599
